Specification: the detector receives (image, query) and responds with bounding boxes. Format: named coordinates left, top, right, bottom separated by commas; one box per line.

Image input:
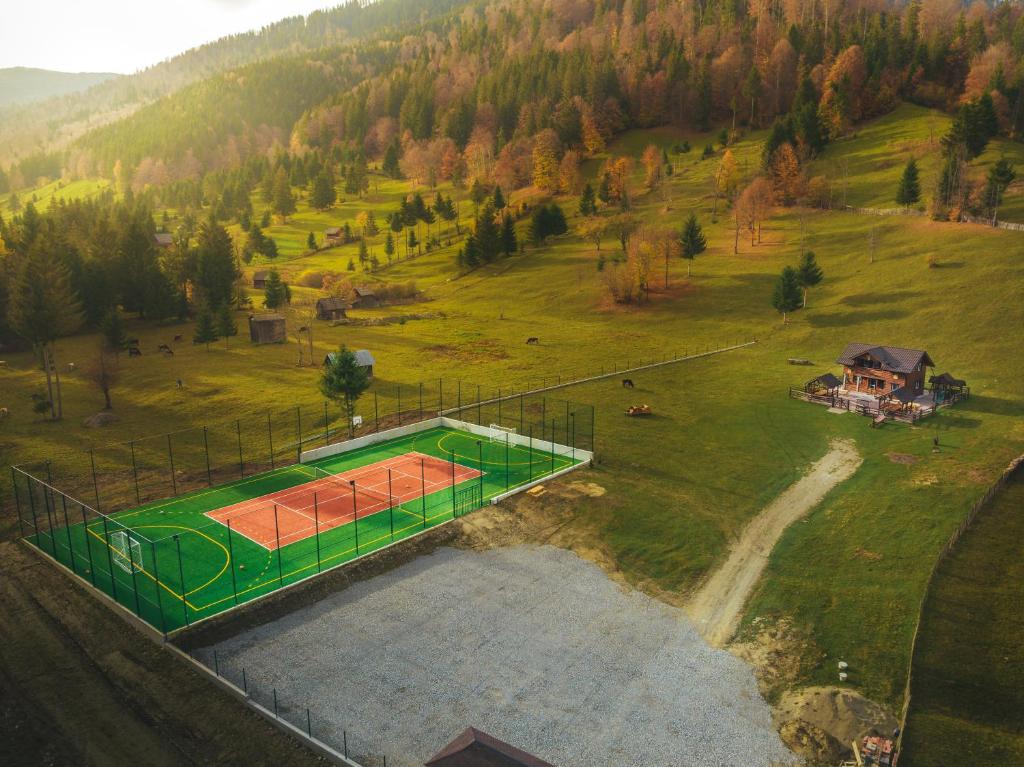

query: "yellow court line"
left=85, top=526, right=199, bottom=610
left=435, top=432, right=575, bottom=468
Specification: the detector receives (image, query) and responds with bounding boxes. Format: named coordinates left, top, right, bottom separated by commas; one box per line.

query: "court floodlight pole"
left=236, top=419, right=244, bottom=478
left=167, top=434, right=177, bottom=496
left=273, top=504, right=284, bottom=585
left=150, top=541, right=167, bottom=637
left=79, top=503, right=96, bottom=586
left=203, top=427, right=213, bottom=486
left=313, top=492, right=322, bottom=573
left=130, top=440, right=141, bottom=504
left=420, top=458, right=427, bottom=528
left=387, top=469, right=395, bottom=541
left=349, top=481, right=359, bottom=554
left=174, top=534, right=189, bottom=627
left=226, top=518, right=239, bottom=605
left=476, top=440, right=484, bottom=504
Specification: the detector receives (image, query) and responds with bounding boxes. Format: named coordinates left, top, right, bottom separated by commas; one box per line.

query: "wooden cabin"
left=323, top=349, right=375, bottom=378
left=252, top=270, right=270, bottom=289
left=324, top=226, right=343, bottom=246
left=425, top=727, right=554, bottom=767
left=248, top=314, right=285, bottom=344
left=836, top=343, right=934, bottom=398
left=351, top=286, right=380, bottom=308
left=153, top=232, right=174, bottom=249
left=315, top=296, right=348, bottom=321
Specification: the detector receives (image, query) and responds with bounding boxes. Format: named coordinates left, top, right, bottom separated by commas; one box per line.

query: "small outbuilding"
left=425, top=727, right=555, bottom=767
left=323, top=349, right=375, bottom=378
left=351, top=286, right=380, bottom=308
left=929, top=372, right=969, bottom=402
left=804, top=372, right=842, bottom=395
left=324, top=226, right=343, bottom=246
left=315, top=296, right=349, bottom=321
left=248, top=314, right=286, bottom=344
left=252, top=270, right=270, bottom=289
left=153, top=232, right=174, bottom=249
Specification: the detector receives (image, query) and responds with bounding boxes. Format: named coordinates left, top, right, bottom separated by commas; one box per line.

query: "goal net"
left=488, top=424, right=517, bottom=444
left=110, top=530, right=143, bottom=574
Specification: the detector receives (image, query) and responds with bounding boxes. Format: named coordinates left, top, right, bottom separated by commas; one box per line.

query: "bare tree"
left=83, top=348, right=120, bottom=410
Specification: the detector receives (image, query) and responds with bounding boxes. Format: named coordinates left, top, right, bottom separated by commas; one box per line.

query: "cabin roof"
left=836, top=343, right=934, bottom=374
left=425, top=727, right=555, bottom=767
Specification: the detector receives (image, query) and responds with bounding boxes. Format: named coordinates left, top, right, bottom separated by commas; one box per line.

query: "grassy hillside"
left=897, top=470, right=1024, bottom=766
left=2, top=107, right=1023, bottom=716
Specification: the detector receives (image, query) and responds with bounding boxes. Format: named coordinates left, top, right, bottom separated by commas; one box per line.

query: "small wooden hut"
left=248, top=314, right=285, bottom=344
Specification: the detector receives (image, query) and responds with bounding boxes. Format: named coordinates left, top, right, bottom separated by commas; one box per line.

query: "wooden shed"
left=315, top=296, right=348, bottom=321
left=248, top=314, right=285, bottom=344
left=324, top=226, right=343, bottom=246
left=352, top=286, right=380, bottom=308
left=323, top=349, right=375, bottom=378
left=252, top=270, right=270, bottom=289
left=153, top=232, right=174, bottom=249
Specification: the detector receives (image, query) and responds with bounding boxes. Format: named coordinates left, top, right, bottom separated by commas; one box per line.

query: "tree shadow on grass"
left=807, top=308, right=909, bottom=327
left=840, top=290, right=922, bottom=306
left=955, top=395, right=1022, bottom=418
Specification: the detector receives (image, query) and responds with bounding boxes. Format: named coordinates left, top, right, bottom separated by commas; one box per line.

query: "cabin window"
left=868, top=378, right=877, bottom=389
left=915, top=380, right=922, bottom=391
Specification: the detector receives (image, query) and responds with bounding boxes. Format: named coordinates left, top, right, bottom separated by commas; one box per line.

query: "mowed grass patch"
left=898, top=471, right=1024, bottom=766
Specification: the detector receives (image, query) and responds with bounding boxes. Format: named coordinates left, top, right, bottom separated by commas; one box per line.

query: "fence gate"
left=454, top=485, right=482, bottom=518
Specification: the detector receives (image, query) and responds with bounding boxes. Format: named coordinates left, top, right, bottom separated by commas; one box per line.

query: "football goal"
left=110, top=530, right=143, bottom=574
left=488, top=424, right=517, bottom=444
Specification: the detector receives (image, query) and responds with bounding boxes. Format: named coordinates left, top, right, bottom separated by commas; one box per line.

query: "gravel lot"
left=199, top=545, right=796, bottom=767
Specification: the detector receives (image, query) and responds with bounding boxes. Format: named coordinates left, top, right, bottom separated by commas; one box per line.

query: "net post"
left=59, top=493, right=76, bottom=575
left=397, top=385, right=401, bottom=426
left=167, top=434, right=178, bottom=496
left=130, top=440, right=141, bottom=504
left=102, top=515, right=119, bottom=601
left=10, top=468, right=26, bottom=540
left=226, top=518, right=239, bottom=605
left=313, top=492, right=321, bottom=573
left=387, top=469, right=395, bottom=541
left=90, top=448, right=101, bottom=511
left=174, top=534, right=189, bottom=627
left=267, top=411, right=275, bottom=469
left=273, top=504, right=284, bottom=585
left=79, top=503, right=97, bottom=585
left=236, top=419, right=244, bottom=478
left=349, top=481, right=359, bottom=554
left=150, top=540, right=168, bottom=637
left=374, top=393, right=379, bottom=433
left=420, top=458, right=427, bottom=528
left=450, top=450, right=456, bottom=517
left=125, top=528, right=142, bottom=616
left=203, top=426, right=213, bottom=486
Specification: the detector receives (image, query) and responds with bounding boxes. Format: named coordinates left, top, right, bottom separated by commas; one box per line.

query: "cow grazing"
left=526, top=337, right=539, bottom=345
left=622, top=379, right=634, bottom=388
left=173, top=334, right=183, bottom=342
left=158, top=344, right=173, bottom=355
left=128, top=347, right=142, bottom=357
left=0, top=407, right=8, bottom=418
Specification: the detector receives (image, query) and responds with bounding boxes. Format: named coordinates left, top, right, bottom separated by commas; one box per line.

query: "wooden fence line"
left=842, top=205, right=1024, bottom=232
left=893, top=452, right=1024, bottom=764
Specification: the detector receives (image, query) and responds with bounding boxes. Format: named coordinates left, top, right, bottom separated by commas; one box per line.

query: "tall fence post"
left=150, top=540, right=168, bottom=637
left=374, top=393, right=379, bottom=433
left=25, top=478, right=43, bottom=552
left=421, top=458, right=427, bottom=528
left=273, top=504, right=284, bottom=585
left=130, top=440, right=141, bottom=504
left=236, top=419, right=244, bottom=478
left=59, top=493, right=76, bottom=574
left=79, top=503, right=97, bottom=586
left=10, top=468, right=25, bottom=539
left=226, top=518, right=239, bottom=605
left=323, top=401, right=330, bottom=446
left=267, top=411, right=275, bottom=469
left=350, top=481, right=360, bottom=554
left=419, top=382, right=423, bottom=420
left=167, top=434, right=177, bottom=496
left=125, top=531, right=142, bottom=616
left=388, top=469, right=395, bottom=541
left=90, top=448, right=101, bottom=511
left=397, top=385, right=402, bottom=426
left=101, top=515, right=118, bottom=601
left=450, top=450, right=456, bottom=516
left=296, top=406, right=302, bottom=463
left=550, top=418, right=556, bottom=475
left=313, top=492, right=321, bottom=572
left=203, top=427, right=212, bottom=486
left=174, top=534, right=189, bottom=627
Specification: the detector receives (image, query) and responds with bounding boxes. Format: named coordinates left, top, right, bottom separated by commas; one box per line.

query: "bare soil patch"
left=424, top=338, right=509, bottom=362
left=886, top=453, right=918, bottom=464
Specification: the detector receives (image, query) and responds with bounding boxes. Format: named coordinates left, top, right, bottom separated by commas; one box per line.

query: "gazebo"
left=929, top=372, right=969, bottom=403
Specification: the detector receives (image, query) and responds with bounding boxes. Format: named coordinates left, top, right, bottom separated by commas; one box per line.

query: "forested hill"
left=0, top=68, right=120, bottom=109
left=0, top=0, right=465, bottom=171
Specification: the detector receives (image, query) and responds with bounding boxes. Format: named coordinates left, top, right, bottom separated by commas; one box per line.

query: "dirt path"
left=687, top=440, right=861, bottom=647
left=0, top=540, right=326, bottom=766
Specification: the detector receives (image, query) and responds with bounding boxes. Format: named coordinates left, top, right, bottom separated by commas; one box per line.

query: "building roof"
left=810, top=373, right=842, bottom=389
left=316, top=296, right=348, bottom=311
left=836, top=343, right=934, bottom=374
left=930, top=372, right=967, bottom=387
left=353, top=286, right=376, bottom=297
left=250, top=313, right=284, bottom=323
left=425, top=727, right=555, bottom=767
left=252, top=270, right=270, bottom=280
left=354, top=349, right=375, bottom=367
left=153, top=232, right=174, bottom=247
left=324, top=226, right=342, bottom=236
left=885, top=386, right=918, bottom=404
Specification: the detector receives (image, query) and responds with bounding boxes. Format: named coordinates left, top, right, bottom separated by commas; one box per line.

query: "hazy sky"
left=1, top=0, right=336, bottom=74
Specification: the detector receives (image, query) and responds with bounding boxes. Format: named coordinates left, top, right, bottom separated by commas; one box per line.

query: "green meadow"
left=1, top=105, right=1022, bottom=713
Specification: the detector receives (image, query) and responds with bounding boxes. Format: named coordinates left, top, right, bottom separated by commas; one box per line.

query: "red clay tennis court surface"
left=205, top=452, right=481, bottom=550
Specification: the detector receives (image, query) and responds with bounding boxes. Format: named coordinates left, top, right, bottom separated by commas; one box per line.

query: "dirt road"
left=687, top=440, right=861, bottom=647
left=0, top=539, right=325, bottom=767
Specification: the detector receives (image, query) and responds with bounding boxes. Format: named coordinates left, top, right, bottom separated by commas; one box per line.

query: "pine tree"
left=796, top=251, right=824, bottom=307
left=272, top=167, right=296, bottom=221
left=384, top=231, right=395, bottom=260
left=772, top=266, right=802, bottom=323
left=895, top=159, right=921, bottom=208
left=470, top=178, right=487, bottom=211
left=307, top=231, right=317, bottom=251
left=680, top=214, right=707, bottom=278
left=475, top=202, right=501, bottom=262
left=492, top=185, right=506, bottom=210
left=310, top=170, right=337, bottom=210
left=597, top=172, right=612, bottom=204
left=501, top=213, right=517, bottom=256
left=320, top=346, right=371, bottom=437
left=217, top=302, right=237, bottom=349
left=101, top=308, right=126, bottom=353
left=579, top=183, right=597, bottom=216
left=192, top=303, right=219, bottom=350
left=382, top=140, right=402, bottom=179
left=984, top=159, right=1016, bottom=224
left=195, top=218, right=239, bottom=307
left=263, top=269, right=288, bottom=309
left=358, top=238, right=369, bottom=268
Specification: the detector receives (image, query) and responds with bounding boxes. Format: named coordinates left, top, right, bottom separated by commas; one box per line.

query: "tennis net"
left=313, top=466, right=399, bottom=508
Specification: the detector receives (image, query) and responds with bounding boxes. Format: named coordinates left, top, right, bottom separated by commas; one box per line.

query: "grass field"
left=2, top=104, right=1023, bottom=716
left=17, top=424, right=582, bottom=633
left=898, top=469, right=1024, bottom=766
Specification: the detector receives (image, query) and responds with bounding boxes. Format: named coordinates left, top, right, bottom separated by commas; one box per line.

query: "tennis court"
left=14, top=421, right=588, bottom=635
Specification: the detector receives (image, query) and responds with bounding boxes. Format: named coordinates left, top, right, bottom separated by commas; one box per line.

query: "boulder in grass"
left=83, top=411, right=117, bottom=428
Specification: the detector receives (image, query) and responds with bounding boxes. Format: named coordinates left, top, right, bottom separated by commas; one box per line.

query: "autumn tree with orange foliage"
left=769, top=143, right=804, bottom=205
left=532, top=129, right=561, bottom=191
left=642, top=144, right=663, bottom=190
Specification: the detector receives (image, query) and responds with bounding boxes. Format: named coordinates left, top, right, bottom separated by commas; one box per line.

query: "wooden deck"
left=788, top=387, right=966, bottom=424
